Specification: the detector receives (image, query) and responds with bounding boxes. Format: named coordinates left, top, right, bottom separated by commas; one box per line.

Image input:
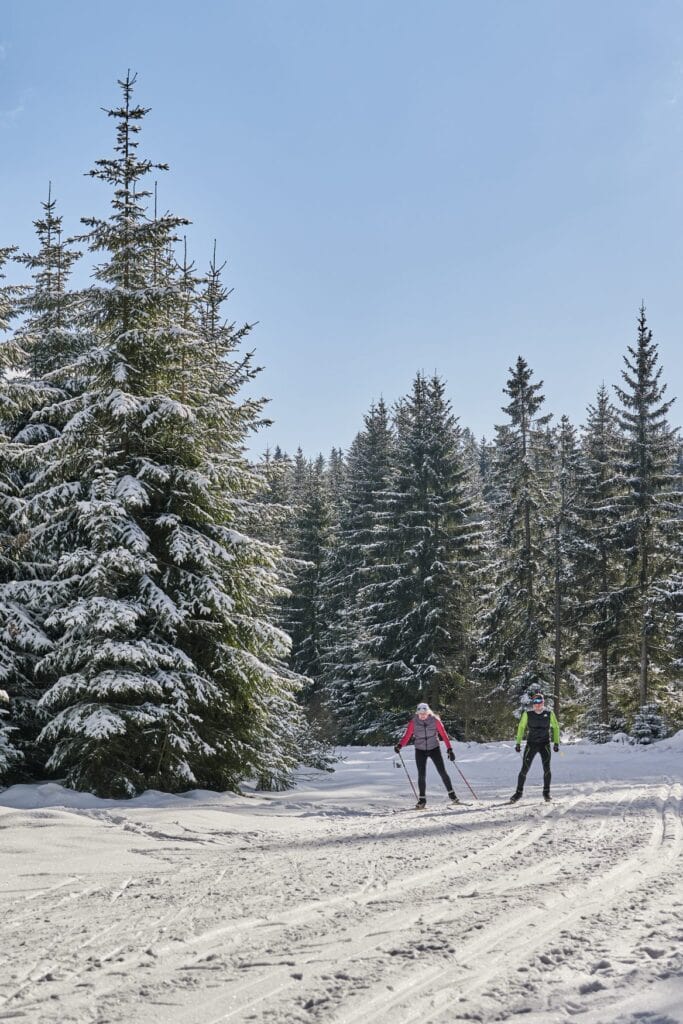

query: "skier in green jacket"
left=510, top=693, right=560, bottom=803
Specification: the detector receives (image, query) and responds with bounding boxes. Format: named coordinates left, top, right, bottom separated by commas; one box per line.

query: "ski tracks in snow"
left=0, top=778, right=681, bottom=1022
left=325, top=781, right=683, bottom=1024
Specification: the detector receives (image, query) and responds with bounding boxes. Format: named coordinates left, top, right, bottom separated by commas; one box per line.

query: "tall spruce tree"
left=15, top=187, right=84, bottom=384
left=257, top=446, right=294, bottom=549
left=549, top=415, right=583, bottom=719
left=0, top=246, right=28, bottom=776
left=0, top=191, right=85, bottom=776
left=576, top=385, right=625, bottom=738
left=357, top=374, right=483, bottom=740
left=320, top=399, right=395, bottom=741
left=477, top=357, right=554, bottom=705
left=326, top=447, right=347, bottom=517
left=22, top=74, right=302, bottom=795
left=284, top=454, right=334, bottom=724
left=613, top=306, right=680, bottom=731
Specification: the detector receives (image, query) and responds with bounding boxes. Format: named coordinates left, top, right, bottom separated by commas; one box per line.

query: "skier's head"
left=531, top=693, right=545, bottom=710
left=416, top=702, right=431, bottom=717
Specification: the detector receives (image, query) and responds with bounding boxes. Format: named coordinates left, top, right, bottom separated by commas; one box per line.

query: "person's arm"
left=515, top=712, right=528, bottom=745
left=435, top=718, right=452, bottom=751
left=396, top=720, right=414, bottom=749
left=550, top=711, right=560, bottom=745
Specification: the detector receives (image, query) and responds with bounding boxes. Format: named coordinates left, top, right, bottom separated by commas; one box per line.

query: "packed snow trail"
left=0, top=741, right=681, bottom=1023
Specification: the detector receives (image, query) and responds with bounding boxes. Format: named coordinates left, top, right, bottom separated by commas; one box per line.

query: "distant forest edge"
left=267, top=334, right=682, bottom=749
left=0, top=76, right=681, bottom=798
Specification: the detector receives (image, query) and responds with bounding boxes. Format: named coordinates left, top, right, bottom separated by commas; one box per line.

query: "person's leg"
left=515, top=743, right=538, bottom=794
left=428, top=746, right=455, bottom=795
left=415, top=748, right=428, bottom=799
left=540, top=744, right=552, bottom=795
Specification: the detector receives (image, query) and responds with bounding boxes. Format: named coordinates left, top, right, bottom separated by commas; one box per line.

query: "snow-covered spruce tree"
left=282, top=453, right=334, bottom=726
left=631, top=702, right=668, bottom=744
left=0, top=245, right=29, bottom=778
left=257, top=446, right=294, bottom=547
left=326, top=446, right=347, bottom=517
left=275, top=448, right=308, bottom=646
left=286, top=447, right=353, bottom=742
left=252, top=446, right=337, bottom=768
left=194, top=252, right=308, bottom=786
left=0, top=191, right=86, bottom=776
left=254, top=448, right=300, bottom=635
left=660, top=566, right=683, bottom=728
left=357, top=374, right=484, bottom=741
left=15, top=187, right=85, bottom=383
left=612, top=306, right=681, bottom=738
left=548, top=415, right=583, bottom=721
left=320, top=399, right=395, bottom=741
left=26, top=74, right=302, bottom=796
left=575, top=385, right=626, bottom=740
left=476, top=357, right=554, bottom=708
left=667, top=446, right=683, bottom=723
left=477, top=435, right=497, bottom=508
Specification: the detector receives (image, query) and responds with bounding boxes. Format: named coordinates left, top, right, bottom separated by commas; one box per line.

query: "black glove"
left=447, top=749, right=455, bottom=762
left=393, top=743, right=401, bottom=754
left=515, top=743, right=521, bottom=753
left=553, top=743, right=559, bottom=752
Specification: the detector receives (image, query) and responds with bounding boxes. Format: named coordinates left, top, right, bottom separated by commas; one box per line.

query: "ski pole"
left=396, top=749, right=419, bottom=802
left=452, top=760, right=479, bottom=801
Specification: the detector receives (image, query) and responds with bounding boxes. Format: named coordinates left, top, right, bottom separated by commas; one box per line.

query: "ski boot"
left=543, top=793, right=552, bottom=803
left=447, top=791, right=460, bottom=805
left=509, top=792, right=522, bottom=804
left=415, top=798, right=427, bottom=810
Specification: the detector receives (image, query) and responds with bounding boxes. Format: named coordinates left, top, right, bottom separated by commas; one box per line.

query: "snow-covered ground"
left=1, top=737, right=682, bottom=1024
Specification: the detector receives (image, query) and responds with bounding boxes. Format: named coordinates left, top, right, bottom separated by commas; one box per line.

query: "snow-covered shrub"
left=630, top=703, right=668, bottom=744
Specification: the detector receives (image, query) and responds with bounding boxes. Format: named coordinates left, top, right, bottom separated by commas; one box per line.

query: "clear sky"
left=2, top=1, right=683, bottom=456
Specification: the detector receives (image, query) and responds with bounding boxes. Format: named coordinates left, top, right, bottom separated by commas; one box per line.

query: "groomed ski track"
left=0, top=743, right=681, bottom=1023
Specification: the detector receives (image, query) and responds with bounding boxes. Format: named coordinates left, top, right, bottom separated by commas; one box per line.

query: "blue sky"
left=2, top=1, right=683, bottom=456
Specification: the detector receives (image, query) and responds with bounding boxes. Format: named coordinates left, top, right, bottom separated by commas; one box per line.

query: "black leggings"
left=516, top=742, right=551, bottom=795
left=415, top=746, right=454, bottom=798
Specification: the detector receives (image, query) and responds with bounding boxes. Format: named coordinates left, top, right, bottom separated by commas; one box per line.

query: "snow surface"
left=1, top=737, right=682, bottom=1023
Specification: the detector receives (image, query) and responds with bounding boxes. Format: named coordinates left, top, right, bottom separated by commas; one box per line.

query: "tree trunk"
left=639, top=632, right=648, bottom=706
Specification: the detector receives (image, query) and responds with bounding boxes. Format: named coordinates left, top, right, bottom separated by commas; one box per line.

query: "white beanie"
left=416, top=702, right=431, bottom=713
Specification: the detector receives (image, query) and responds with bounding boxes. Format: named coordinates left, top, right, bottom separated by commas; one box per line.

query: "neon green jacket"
left=516, top=709, right=560, bottom=745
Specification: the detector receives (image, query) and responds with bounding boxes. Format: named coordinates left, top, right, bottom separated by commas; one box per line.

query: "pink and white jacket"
left=397, top=714, right=453, bottom=752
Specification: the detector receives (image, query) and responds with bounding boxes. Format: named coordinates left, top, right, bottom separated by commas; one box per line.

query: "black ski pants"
left=415, top=746, right=454, bottom=799
left=516, top=742, right=551, bottom=796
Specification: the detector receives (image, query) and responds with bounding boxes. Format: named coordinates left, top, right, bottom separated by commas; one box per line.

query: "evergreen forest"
left=1, top=77, right=681, bottom=796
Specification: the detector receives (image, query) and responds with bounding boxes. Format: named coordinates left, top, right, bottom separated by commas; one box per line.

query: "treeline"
left=263, top=324, right=683, bottom=745
left=0, top=75, right=315, bottom=796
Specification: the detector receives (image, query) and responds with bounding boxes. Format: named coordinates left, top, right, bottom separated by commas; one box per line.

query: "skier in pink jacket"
left=394, top=702, right=459, bottom=808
